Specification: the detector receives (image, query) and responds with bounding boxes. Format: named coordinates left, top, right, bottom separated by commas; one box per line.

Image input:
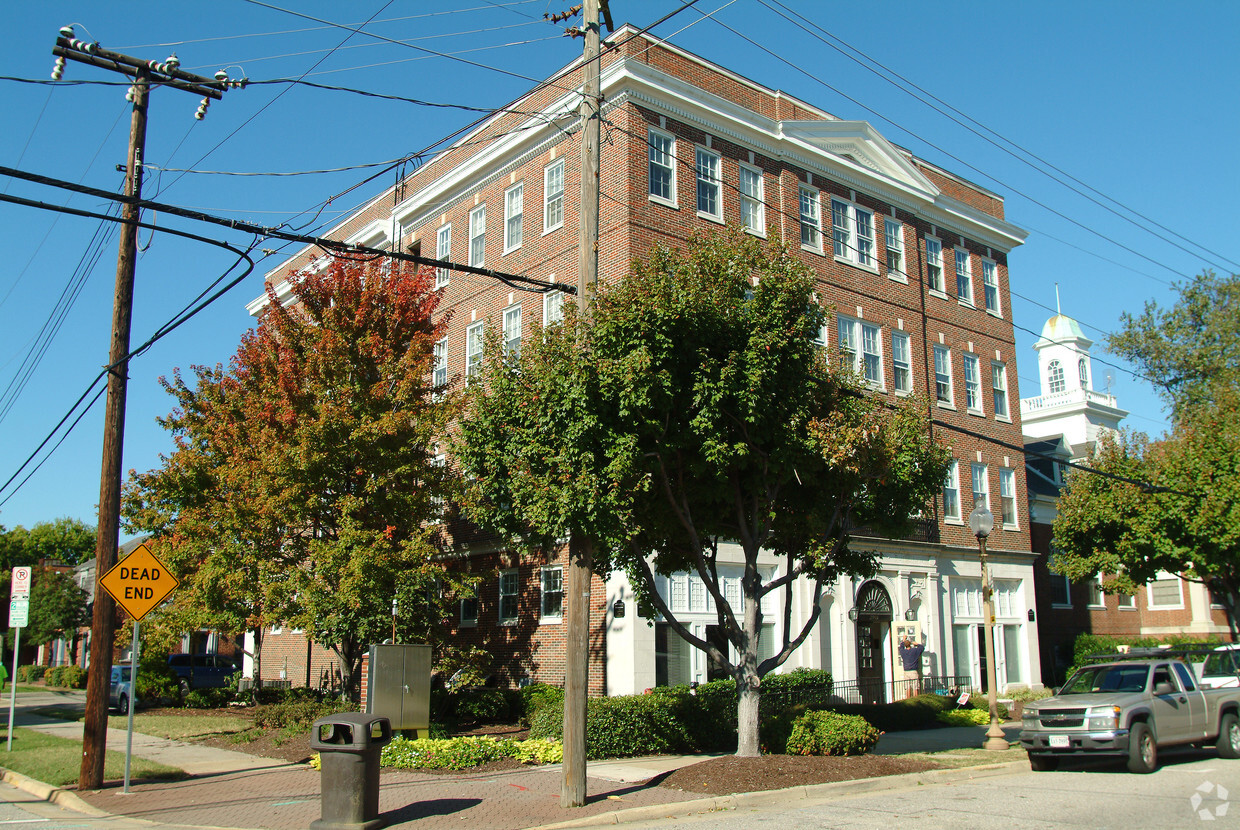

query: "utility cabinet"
left=365, top=644, right=431, bottom=735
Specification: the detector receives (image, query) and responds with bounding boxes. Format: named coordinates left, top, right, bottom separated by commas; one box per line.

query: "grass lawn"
left=34, top=707, right=252, bottom=741
left=0, top=727, right=183, bottom=786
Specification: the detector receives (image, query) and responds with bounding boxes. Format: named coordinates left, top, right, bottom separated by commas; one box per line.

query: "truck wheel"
left=178, top=678, right=190, bottom=699
left=1028, top=753, right=1059, bottom=771
left=119, top=693, right=130, bottom=716
left=1127, top=722, right=1157, bottom=773
left=1217, top=712, right=1240, bottom=759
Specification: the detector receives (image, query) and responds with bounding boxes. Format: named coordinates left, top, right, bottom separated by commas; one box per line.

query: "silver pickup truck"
left=1020, top=654, right=1240, bottom=773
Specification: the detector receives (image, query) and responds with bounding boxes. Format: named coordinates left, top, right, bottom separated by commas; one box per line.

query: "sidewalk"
left=2, top=692, right=1027, bottom=830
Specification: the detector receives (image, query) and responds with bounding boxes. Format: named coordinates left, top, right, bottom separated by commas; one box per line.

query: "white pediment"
left=780, top=120, right=939, bottom=198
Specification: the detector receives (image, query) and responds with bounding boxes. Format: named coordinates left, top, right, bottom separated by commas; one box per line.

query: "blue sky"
left=0, top=0, right=1236, bottom=535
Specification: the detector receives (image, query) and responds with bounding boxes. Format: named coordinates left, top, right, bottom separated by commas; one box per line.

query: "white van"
left=1197, top=645, right=1240, bottom=689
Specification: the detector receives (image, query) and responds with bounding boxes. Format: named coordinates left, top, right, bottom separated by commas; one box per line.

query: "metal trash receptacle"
left=309, top=712, right=393, bottom=830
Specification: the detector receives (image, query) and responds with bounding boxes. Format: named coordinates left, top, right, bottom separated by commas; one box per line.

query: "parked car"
left=1021, top=650, right=1240, bottom=773
left=109, top=663, right=136, bottom=714
left=166, top=653, right=238, bottom=697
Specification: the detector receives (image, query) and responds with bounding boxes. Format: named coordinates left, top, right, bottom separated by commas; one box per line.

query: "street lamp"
left=968, top=504, right=1009, bottom=751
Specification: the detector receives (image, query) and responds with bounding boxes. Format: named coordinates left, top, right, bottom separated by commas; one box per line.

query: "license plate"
left=1049, top=735, right=1070, bottom=749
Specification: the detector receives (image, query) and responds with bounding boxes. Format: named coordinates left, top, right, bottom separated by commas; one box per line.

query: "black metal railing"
left=849, top=516, right=941, bottom=544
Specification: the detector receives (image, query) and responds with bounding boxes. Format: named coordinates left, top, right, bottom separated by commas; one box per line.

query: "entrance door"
left=856, top=620, right=885, bottom=704
left=977, top=626, right=989, bottom=694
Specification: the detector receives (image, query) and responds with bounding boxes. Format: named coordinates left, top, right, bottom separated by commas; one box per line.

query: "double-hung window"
left=884, top=217, right=905, bottom=278
left=1148, top=573, right=1184, bottom=609
left=460, top=595, right=478, bottom=627
left=943, top=461, right=961, bottom=521
left=543, top=158, right=564, bottom=232
left=739, top=165, right=765, bottom=234
left=435, top=224, right=451, bottom=288
left=540, top=566, right=563, bottom=622
left=543, top=290, right=563, bottom=325
left=695, top=147, right=721, bottom=220
left=963, top=352, right=983, bottom=413
left=926, top=237, right=944, bottom=293
left=837, top=318, right=882, bottom=387
left=503, top=305, right=521, bottom=357
left=799, top=186, right=821, bottom=251
left=469, top=205, right=486, bottom=267
left=991, top=361, right=1009, bottom=418
left=971, top=463, right=990, bottom=512
left=892, top=331, right=912, bottom=394
left=955, top=247, right=973, bottom=305
left=933, top=345, right=953, bottom=406
left=648, top=128, right=675, bottom=203
left=831, top=197, right=874, bottom=267
left=504, top=183, right=523, bottom=253
left=465, top=321, right=484, bottom=383
left=433, top=337, right=447, bottom=388
left=982, top=258, right=1000, bottom=314
left=499, top=570, right=519, bottom=624
left=999, top=468, right=1018, bottom=528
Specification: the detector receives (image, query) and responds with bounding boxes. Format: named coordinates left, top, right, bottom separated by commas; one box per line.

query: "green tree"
left=25, top=566, right=89, bottom=653
left=125, top=257, right=466, bottom=700
left=1053, top=272, right=1240, bottom=640
left=456, top=230, right=951, bottom=755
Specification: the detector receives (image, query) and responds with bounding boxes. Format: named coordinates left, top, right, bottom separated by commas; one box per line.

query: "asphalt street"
left=601, top=750, right=1240, bottom=830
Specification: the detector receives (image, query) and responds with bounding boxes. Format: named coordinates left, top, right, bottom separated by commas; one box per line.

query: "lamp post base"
left=983, top=721, right=1010, bottom=751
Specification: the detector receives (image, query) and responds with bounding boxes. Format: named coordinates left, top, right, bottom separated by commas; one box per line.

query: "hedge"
left=785, top=710, right=882, bottom=756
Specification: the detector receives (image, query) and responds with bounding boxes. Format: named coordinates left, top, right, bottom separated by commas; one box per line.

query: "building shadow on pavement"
left=382, top=797, right=483, bottom=823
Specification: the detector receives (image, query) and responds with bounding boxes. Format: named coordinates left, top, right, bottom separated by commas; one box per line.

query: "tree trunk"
left=736, top=672, right=762, bottom=756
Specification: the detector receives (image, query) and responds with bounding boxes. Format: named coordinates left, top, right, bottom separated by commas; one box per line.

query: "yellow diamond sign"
left=99, top=543, right=178, bottom=621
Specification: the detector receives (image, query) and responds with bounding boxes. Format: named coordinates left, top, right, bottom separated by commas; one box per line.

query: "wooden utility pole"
left=49, top=28, right=238, bottom=791
left=563, top=0, right=607, bottom=809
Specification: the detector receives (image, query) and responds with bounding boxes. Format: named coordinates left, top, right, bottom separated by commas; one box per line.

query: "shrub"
left=966, top=695, right=1008, bottom=721
left=185, top=687, right=234, bottom=709
left=255, top=698, right=354, bottom=730
left=530, top=693, right=697, bottom=760
left=452, top=688, right=509, bottom=723
left=785, top=710, right=881, bottom=756
left=518, top=683, right=563, bottom=724
left=315, top=735, right=565, bottom=771
left=18, top=665, right=45, bottom=682
left=760, top=704, right=806, bottom=754
left=135, top=656, right=180, bottom=702
left=937, top=709, right=990, bottom=727
left=48, top=666, right=87, bottom=689
left=824, top=693, right=955, bottom=732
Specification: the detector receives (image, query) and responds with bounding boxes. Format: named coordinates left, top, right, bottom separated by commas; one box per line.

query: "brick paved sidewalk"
left=73, top=760, right=701, bottom=830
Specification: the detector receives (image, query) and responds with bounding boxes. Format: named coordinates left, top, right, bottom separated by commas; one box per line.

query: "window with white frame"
left=953, top=579, right=983, bottom=618
left=1079, top=357, right=1089, bottom=390
left=469, top=204, right=486, bottom=267
left=963, top=352, right=983, bottom=413
left=971, top=462, right=989, bottom=512
left=430, top=452, right=446, bottom=514
left=695, top=147, right=721, bottom=220
left=831, top=197, right=874, bottom=267
left=1117, top=592, right=1136, bottom=609
left=1048, top=359, right=1065, bottom=394
left=943, top=460, right=961, bottom=521
left=837, top=316, right=882, bottom=387
left=540, top=566, right=563, bottom=621
left=982, top=258, right=1000, bottom=314
left=465, top=321, right=484, bottom=382
left=1148, top=573, right=1184, bottom=609
left=504, top=183, right=523, bottom=252
left=433, top=337, right=447, bottom=388
left=503, top=305, right=521, bottom=357
left=892, top=331, right=912, bottom=394
left=799, top=185, right=821, bottom=251
left=884, top=217, right=905, bottom=277
left=460, top=595, right=478, bottom=627
left=1050, top=571, right=1071, bottom=607
left=544, top=158, right=564, bottom=232
left=999, top=468, right=1017, bottom=527
left=991, top=361, right=1009, bottom=419
left=933, top=345, right=953, bottom=406
left=648, top=128, right=675, bottom=203
left=435, top=224, right=451, bottom=288
left=925, top=237, right=944, bottom=293
left=543, top=290, right=563, bottom=325
left=955, top=247, right=973, bottom=305
left=499, top=569, right=519, bottom=624
left=1086, top=578, right=1104, bottom=608
left=739, top=165, right=765, bottom=234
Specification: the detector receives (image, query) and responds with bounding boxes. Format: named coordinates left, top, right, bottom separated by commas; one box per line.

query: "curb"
left=0, top=767, right=111, bottom=817
left=529, top=759, right=1029, bottom=829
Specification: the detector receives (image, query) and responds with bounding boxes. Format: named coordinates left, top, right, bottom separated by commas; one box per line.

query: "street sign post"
left=7, top=568, right=30, bottom=752
left=98, top=542, right=178, bottom=791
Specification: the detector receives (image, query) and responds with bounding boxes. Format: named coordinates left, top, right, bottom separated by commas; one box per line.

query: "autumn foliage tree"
left=125, top=257, right=465, bottom=698
left=456, top=230, right=951, bottom=755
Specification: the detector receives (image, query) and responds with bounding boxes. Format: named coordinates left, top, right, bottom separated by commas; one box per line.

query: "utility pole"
left=49, top=27, right=241, bottom=792
left=563, top=0, right=609, bottom=809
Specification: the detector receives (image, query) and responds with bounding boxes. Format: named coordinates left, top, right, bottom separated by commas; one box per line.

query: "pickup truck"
left=1020, top=655, right=1240, bottom=773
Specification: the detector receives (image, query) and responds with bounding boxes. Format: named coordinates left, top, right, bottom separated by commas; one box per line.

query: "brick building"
left=257, top=26, right=1041, bottom=698
left=1022, top=311, right=1228, bottom=684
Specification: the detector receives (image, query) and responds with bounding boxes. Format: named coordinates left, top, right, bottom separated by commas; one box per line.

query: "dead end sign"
left=99, top=543, right=179, bottom=621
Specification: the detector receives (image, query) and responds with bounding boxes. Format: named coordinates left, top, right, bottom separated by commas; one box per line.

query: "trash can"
left=309, top=712, right=393, bottom=830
